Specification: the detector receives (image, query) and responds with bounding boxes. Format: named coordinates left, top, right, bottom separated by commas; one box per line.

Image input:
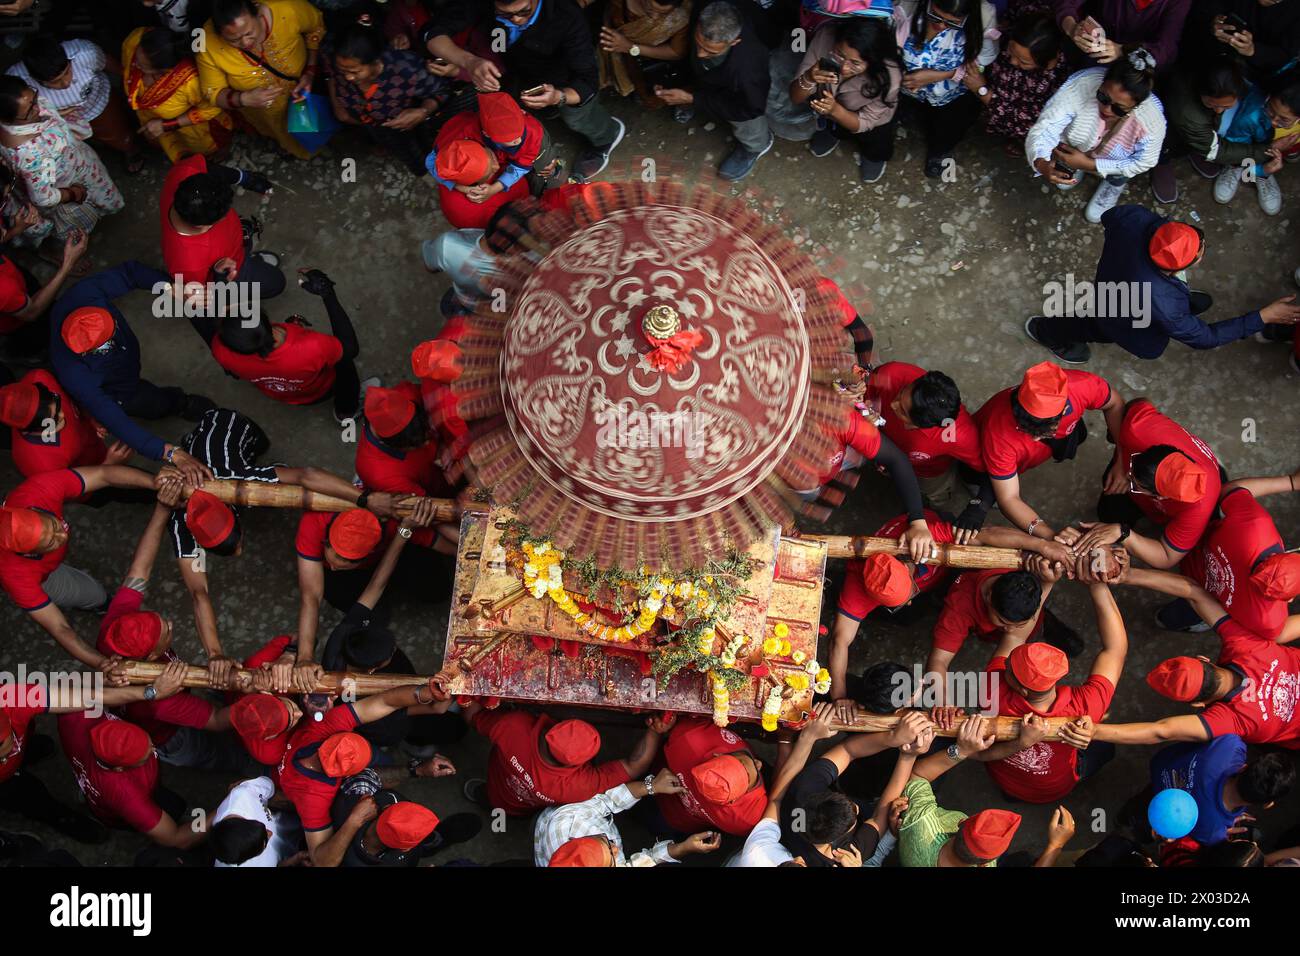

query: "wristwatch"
left=946, top=743, right=964, bottom=762
left=629, top=44, right=641, bottom=57
left=977, top=85, right=989, bottom=97
left=643, top=774, right=656, bottom=795
left=143, top=685, right=158, bottom=702
left=398, top=526, right=413, bottom=539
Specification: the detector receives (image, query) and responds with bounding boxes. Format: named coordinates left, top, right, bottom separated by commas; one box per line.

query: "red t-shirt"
left=656, top=717, right=766, bottom=836
left=0, top=683, right=48, bottom=784
left=211, top=323, right=344, bottom=405
left=473, top=710, right=630, bottom=816
left=0, top=468, right=85, bottom=611
left=295, top=509, right=434, bottom=565
left=1201, top=619, right=1300, bottom=748
left=984, top=656, right=1115, bottom=803
left=867, top=362, right=984, bottom=478
left=160, top=154, right=244, bottom=286
left=58, top=711, right=163, bottom=832
left=974, top=371, right=1111, bottom=479
left=931, top=568, right=1041, bottom=655
left=1181, top=489, right=1287, bottom=640
left=277, top=702, right=362, bottom=831
left=0, top=254, right=30, bottom=334
left=355, top=382, right=451, bottom=496
left=1116, top=399, right=1221, bottom=552
left=820, top=411, right=883, bottom=485
left=838, top=510, right=955, bottom=620
left=8, top=370, right=108, bottom=479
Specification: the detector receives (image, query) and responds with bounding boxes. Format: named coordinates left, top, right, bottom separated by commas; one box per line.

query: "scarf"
left=497, top=0, right=544, bottom=47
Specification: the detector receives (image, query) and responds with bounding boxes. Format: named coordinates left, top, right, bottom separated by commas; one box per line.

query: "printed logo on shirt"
left=1003, top=741, right=1053, bottom=776
left=1203, top=548, right=1236, bottom=608
left=49, top=886, right=152, bottom=936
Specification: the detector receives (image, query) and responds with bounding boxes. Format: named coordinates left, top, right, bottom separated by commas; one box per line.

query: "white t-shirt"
left=725, top=818, right=794, bottom=867
left=212, top=777, right=301, bottom=868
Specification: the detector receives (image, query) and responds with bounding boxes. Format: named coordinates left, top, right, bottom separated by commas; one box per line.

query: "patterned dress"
left=984, top=48, right=1071, bottom=141
left=0, top=110, right=124, bottom=238
left=122, top=28, right=234, bottom=162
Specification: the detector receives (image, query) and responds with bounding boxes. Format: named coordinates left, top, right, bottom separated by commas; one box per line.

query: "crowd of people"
left=0, top=0, right=1294, bottom=871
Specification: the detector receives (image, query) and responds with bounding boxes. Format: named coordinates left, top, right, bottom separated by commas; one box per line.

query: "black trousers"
left=1034, top=292, right=1212, bottom=349
left=900, top=93, right=981, bottom=160
left=0, top=768, right=79, bottom=828
left=118, top=379, right=187, bottom=419
left=831, top=118, right=898, bottom=162
left=322, top=546, right=457, bottom=614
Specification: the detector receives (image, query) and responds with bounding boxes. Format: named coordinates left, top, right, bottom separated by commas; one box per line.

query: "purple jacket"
left=1053, top=0, right=1193, bottom=70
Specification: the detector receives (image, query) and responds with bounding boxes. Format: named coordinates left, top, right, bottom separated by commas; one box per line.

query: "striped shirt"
left=897, top=777, right=996, bottom=867
left=533, top=784, right=677, bottom=867
left=168, top=409, right=281, bottom=559
left=7, top=39, right=112, bottom=124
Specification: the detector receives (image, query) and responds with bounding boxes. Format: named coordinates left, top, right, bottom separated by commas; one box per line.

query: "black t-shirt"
left=778, top=758, right=880, bottom=868
left=321, top=602, right=416, bottom=747
left=331, top=777, right=421, bottom=868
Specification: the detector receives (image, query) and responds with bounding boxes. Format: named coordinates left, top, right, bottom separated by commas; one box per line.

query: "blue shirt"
left=1149, top=734, right=1248, bottom=845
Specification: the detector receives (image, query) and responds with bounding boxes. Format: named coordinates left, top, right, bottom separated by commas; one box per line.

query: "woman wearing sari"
left=124, top=27, right=234, bottom=162
left=0, top=77, right=123, bottom=240
left=598, top=0, right=692, bottom=108
left=196, top=0, right=325, bottom=159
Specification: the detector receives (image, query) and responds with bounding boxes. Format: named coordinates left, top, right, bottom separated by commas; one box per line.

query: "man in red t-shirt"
left=160, top=155, right=282, bottom=344
left=57, top=710, right=206, bottom=849
left=209, top=269, right=364, bottom=422
left=829, top=512, right=1074, bottom=709
left=410, top=331, right=469, bottom=473
left=356, top=383, right=452, bottom=499
left=429, top=111, right=531, bottom=229
left=975, top=583, right=1126, bottom=803
left=0, top=231, right=86, bottom=359
left=654, top=717, right=767, bottom=837
left=462, top=702, right=670, bottom=816
left=277, top=681, right=456, bottom=866
left=0, top=370, right=120, bottom=478
left=0, top=464, right=155, bottom=669
left=1075, top=568, right=1300, bottom=750
left=1066, top=398, right=1223, bottom=573
left=866, top=362, right=991, bottom=534
left=0, top=664, right=186, bottom=841
left=975, top=362, right=1124, bottom=544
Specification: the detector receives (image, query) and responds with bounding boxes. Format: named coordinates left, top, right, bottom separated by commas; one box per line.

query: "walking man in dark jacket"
left=654, top=1, right=773, bottom=181
left=1024, top=205, right=1300, bottom=363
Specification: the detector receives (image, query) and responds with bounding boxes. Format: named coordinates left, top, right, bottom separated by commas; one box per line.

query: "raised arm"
left=1088, top=582, right=1128, bottom=688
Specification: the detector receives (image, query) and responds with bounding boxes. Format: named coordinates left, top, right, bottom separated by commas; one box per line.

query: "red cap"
left=478, top=91, right=525, bottom=142
left=327, top=510, right=382, bottom=561
left=1153, top=454, right=1207, bottom=503
left=231, top=694, right=290, bottom=741
left=436, top=140, right=491, bottom=186
left=1017, top=362, right=1069, bottom=418
left=61, top=306, right=115, bottom=354
left=0, top=382, right=40, bottom=428
left=186, top=489, right=236, bottom=549
left=1146, top=657, right=1205, bottom=702
left=548, top=836, right=611, bottom=867
left=99, top=611, right=163, bottom=659
left=411, top=340, right=464, bottom=383
left=90, top=719, right=151, bottom=768
left=376, top=802, right=440, bottom=851
left=1148, top=222, right=1201, bottom=271
left=0, top=507, right=45, bottom=552
left=1252, top=553, right=1300, bottom=601
left=544, top=719, right=601, bottom=766
left=1007, top=642, right=1069, bottom=693
left=318, top=731, right=371, bottom=777
left=862, top=553, right=912, bottom=608
left=815, top=276, right=857, bottom=327
left=960, top=808, right=1022, bottom=859
left=364, top=386, right=417, bottom=438
left=690, top=753, right=750, bottom=805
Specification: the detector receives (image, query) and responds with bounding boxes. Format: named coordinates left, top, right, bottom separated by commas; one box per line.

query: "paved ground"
left=1, top=94, right=1297, bottom=867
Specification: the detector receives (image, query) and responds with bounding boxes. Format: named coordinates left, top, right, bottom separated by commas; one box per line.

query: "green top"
left=898, top=778, right=996, bottom=868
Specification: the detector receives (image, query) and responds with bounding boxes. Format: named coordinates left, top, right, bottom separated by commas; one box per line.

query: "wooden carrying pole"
left=120, top=660, right=428, bottom=696
left=830, top=709, right=1072, bottom=741
left=805, top=534, right=1023, bottom=571
left=185, top=479, right=459, bottom=522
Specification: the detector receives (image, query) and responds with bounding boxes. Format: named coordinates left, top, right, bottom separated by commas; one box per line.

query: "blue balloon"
left=1148, top=788, right=1199, bottom=839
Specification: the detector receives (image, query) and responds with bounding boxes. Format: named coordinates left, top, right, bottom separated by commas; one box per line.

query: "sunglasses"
left=925, top=3, right=967, bottom=28
left=1096, top=88, right=1130, bottom=118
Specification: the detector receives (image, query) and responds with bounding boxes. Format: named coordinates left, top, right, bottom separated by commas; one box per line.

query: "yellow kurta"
left=195, top=0, right=325, bottom=159
left=122, top=28, right=234, bottom=162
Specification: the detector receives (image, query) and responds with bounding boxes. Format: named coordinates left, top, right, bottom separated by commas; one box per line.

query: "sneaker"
left=718, top=132, right=774, bottom=182
left=1213, top=166, right=1242, bottom=204
left=1039, top=608, right=1085, bottom=658
left=571, top=117, right=625, bottom=182
left=179, top=393, right=216, bottom=421
left=1154, top=601, right=1210, bottom=633
left=808, top=127, right=839, bottom=158
left=1256, top=174, right=1283, bottom=215
left=1188, top=155, right=1221, bottom=179
left=923, top=154, right=948, bottom=179
left=252, top=250, right=281, bottom=268
left=1149, top=162, right=1178, bottom=204
left=672, top=106, right=694, bottom=124
left=462, top=777, right=489, bottom=807
left=858, top=156, right=886, bottom=183
left=428, top=812, right=483, bottom=852
left=1025, top=315, right=1091, bottom=364
left=1085, top=179, right=1126, bottom=223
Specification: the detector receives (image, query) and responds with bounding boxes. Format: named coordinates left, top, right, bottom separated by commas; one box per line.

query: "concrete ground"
left=1, top=94, right=1297, bottom=868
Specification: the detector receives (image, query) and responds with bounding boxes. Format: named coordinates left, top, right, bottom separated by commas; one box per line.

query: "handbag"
left=287, top=92, right=340, bottom=152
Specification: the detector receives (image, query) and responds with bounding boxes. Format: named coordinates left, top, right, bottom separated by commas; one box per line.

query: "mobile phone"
left=1053, top=159, right=1075, bottom=179
left=1223, top=12, right=1248, bottom=33
left=1079, top=15, right=1105, bottom=42
left=431, top=56, right=449, bottom=65
left=521, top=84, right=547, bottom=97
left=817, top=52, right=843, bottom=76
